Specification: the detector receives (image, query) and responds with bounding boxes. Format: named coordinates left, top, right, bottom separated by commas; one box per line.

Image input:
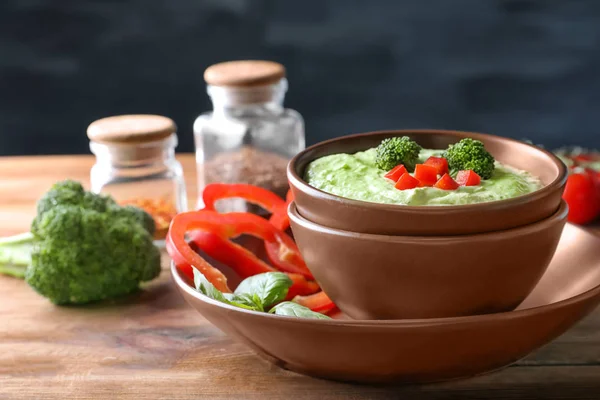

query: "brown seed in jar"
left=203, top=146, right=290, bottom=198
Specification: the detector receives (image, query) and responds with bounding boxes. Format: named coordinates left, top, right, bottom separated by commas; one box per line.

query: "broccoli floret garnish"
left=442, top=138, right=495, bottom=179
left=1, top=180, right=161, bottom=305
left=375, top=136, right=422, bottom=171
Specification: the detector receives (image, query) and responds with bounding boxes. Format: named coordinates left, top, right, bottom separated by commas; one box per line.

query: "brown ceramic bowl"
left=172, top=224, right=600, bottom=383
left=289, top=201, right=568, bottom=320
left=288, top=130, right=567, bottom=235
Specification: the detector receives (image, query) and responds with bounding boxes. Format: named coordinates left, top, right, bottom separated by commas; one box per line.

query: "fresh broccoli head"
left=0, top=180, right=161, bottom=305
left=375, top=136, right=422, bottom=171
left=36, top=180, right=115, bottom=216
left=26, top=206, right=160, bottom=304
left=442, top=138, right=496, bottom=179
left=110, top=205, right=156, bottom=237
left=32, top=180, right=154, bottom=237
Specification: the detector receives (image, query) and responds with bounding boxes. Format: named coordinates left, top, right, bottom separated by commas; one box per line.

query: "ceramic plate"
left=172, top=224, right=600, bottom=383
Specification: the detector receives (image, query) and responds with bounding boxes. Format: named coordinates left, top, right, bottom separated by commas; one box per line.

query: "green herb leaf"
left=234, top=272, right=293, bottom=309
left=223, top=293, right=263, bottom=311
left=269, top=302, right=331, bottom=319
left=192, top=267, right=229, bottom=304
left=193, top=268, right=263, bottom=311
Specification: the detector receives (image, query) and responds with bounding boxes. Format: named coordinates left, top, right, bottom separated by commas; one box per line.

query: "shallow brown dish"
left=288, top=130, right=567, bottom=235
left=289, top=201, right=567, bottom=320
left=172, top=224, right=600, bottom=384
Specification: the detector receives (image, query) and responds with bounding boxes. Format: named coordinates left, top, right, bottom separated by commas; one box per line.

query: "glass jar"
left=194, top=60, right=305, bottom=212
left=87, top=114, right=187, bottom=243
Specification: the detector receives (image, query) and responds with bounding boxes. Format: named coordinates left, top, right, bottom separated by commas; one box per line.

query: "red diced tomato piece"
left=395, top=173, right=419, bottom=190
left=434, top=174, right=459, bottom=190
left=455, top=170, right=481, bottom=186
left=384, top=164, right=408, bottom=182
left=414, top=164, right=438, bottom=187
left=424, top=156, right=449, bottom=175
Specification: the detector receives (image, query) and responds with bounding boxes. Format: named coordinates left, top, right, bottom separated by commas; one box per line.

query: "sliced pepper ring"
left=168, top=210, right=313, bottom=280
left=201, top=183, right=295, bottom=264
left=202, top=183, right=285, bottom=213
left=189, top=231, right=319, bottom=299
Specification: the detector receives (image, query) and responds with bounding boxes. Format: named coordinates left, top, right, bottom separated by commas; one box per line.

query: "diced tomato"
left=424, top=156, right=449, bottom=175
left=563, top=172, right=600, bottom=225
left=395, top=173, right=419, bottom=190
left=455, top=170, right=481, bottom=186
left=434, top=174, right=459, bottom=190
left=384, top=164, right=408, bottom=182
left=414, top=164, right=438, bottom=187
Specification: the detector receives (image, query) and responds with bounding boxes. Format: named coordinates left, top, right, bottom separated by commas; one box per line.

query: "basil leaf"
left=234, top=272, right=293, bottom=309
left=223, top=293, right=263, bottom=311
left=192, top=267, right=229, bottom=304
left=193, top=268, right=263, bottom=311
left=269, top=302, right=331, bottom=319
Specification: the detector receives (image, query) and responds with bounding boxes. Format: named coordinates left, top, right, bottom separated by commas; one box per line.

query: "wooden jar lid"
left=87, top=115, right=177, bottom=144
left=204, top=60, right=285, bottom=87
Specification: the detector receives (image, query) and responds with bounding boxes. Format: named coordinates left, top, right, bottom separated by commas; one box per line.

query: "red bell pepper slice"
left=455, top=170, right=481, bottom=186
left=269, top=189, right=294, bottom=231
left=166, top=212, right=231, bottom=293
left=169, top=210, right=312, bottom=278
left=285, top=274, right=321, bottom=299
left=434, top=173, right=459, bottom=190
left=188, top=231, right=319, bottom=298
left=384, top=164, right=408, bottom=182
left=201, top=184, right=300, bottom=271
left=424, top=156, right=449, bottom=175
left=414, top=164, right=438, bottom=187
left=203, top=183, right=285, bottom=213
left=293, top=291, right=337, bottom=314
left=189, top=230, right=274, bottom=277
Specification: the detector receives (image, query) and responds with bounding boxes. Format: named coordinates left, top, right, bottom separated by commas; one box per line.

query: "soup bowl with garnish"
left=287, top=130, right=567, bottom=235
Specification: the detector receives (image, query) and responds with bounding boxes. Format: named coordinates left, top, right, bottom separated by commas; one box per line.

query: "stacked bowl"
left=173, top=129, right=600, bottom=383
left=287, top=129, right=568, bottom=320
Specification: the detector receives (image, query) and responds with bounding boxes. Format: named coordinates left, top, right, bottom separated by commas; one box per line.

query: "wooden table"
left=1, top=155, right=599, bottom=400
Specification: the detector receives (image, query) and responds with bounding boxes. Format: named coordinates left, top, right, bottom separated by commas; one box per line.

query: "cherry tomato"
left=562, top=173, right=600, bottom=225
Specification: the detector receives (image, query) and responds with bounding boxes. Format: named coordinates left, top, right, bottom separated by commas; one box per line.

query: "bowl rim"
left=288, top=200, right=568, bottom=242
left=171, top=223, right=600, bottom=328
left=287, top=129, right=568, bottom=213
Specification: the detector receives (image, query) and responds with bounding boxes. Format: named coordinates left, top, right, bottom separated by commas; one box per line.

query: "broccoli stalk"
left=0, top=180, right=161, bottom=305
left=375, top=136, right=422, bottom=171
left=0, top=232, right=34, bottom=278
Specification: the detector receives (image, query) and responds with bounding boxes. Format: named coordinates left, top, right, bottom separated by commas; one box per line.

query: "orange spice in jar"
left=87, top=115, right=187, bottom=243
left=119, top=197, right=178, bottom=240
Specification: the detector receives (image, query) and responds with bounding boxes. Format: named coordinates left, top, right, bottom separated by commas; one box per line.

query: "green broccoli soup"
left=304, top=138, right=543, bottom=206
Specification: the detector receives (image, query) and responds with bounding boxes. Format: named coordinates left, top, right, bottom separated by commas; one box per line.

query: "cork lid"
left=204, top=60, right=285, bottom=87
left=87, top=114, right=176, bottom=144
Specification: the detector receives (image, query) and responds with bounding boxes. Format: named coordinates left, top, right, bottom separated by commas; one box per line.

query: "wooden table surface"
left=1, top=154, right=599, bottom=400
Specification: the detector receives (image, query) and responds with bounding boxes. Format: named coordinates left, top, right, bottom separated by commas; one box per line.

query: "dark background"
left=2, top=0, right=600, bottom=156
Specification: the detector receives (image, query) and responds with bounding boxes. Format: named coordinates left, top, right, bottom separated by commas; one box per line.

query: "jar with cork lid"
left=194, top=60, right=305, bottom=212
left=87, top=114, right=187, bottom=242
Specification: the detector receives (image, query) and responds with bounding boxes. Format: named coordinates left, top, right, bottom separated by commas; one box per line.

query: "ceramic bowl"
left=172, top=224, right=600, bottom=383
left=288, top=130, right=567, bottom=235
left=288, top=201, right=568, bottom=320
